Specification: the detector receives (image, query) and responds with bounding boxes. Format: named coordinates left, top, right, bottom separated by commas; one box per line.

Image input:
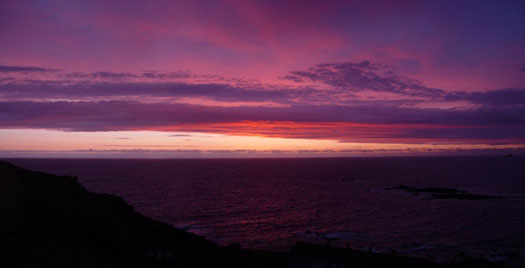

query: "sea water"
left=6, top=156, right=525, bottom=263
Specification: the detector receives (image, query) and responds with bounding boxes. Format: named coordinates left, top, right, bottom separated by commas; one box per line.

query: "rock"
left=0, top=161, right=510, bottom=267
left=386, top=185, right=503, bottom=200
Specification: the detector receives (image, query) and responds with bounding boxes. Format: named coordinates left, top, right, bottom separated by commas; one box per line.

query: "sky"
left=1, top=0, right=525, bottom=158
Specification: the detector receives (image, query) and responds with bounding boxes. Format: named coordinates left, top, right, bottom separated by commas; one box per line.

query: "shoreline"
left=0, top=161, right=509, bottom=267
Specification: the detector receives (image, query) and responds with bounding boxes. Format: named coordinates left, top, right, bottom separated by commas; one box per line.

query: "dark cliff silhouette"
left=0, top=161, right=508, bottom=267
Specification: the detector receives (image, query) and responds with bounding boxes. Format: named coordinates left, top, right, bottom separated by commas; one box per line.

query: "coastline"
left=0, top=161, right=509, bottom=267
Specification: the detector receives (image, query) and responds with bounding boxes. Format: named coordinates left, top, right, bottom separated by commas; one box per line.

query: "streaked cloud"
left=1, top=0, right=525, bottom=156
left=0, top=65, right=59, bottom=73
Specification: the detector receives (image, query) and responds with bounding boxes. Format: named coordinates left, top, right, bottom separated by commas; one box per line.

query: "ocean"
left=5, top=156, right=525, bottom=263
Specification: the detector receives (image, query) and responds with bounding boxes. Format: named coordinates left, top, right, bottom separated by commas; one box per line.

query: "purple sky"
left=1, top=0, right=525, bottom=157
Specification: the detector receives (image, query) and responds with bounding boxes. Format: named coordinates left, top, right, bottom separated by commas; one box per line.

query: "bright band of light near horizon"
left=1, top=0, right=525, bottom=157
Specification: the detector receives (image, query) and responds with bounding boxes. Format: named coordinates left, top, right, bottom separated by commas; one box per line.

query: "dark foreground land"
left=0, top=161, right=509, bottom=267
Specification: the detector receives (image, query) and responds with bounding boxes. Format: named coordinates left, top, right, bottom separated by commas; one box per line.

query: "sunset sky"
left=1, top=0, right=525, bottom=157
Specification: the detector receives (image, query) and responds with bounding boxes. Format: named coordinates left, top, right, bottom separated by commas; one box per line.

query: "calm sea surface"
left=5, top=156, right=525, bottom=262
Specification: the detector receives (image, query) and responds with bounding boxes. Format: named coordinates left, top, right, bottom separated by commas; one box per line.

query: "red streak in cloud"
left=147, top=121, right=498, bottom=144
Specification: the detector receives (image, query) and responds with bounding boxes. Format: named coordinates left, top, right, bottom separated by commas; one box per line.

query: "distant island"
left=0, top=161, right=508, bottom=267
left=385, top=185, right=504, bottom=200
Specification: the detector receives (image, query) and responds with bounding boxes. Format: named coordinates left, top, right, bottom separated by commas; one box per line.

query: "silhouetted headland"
left=0, top=161, right=509, bottom=267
